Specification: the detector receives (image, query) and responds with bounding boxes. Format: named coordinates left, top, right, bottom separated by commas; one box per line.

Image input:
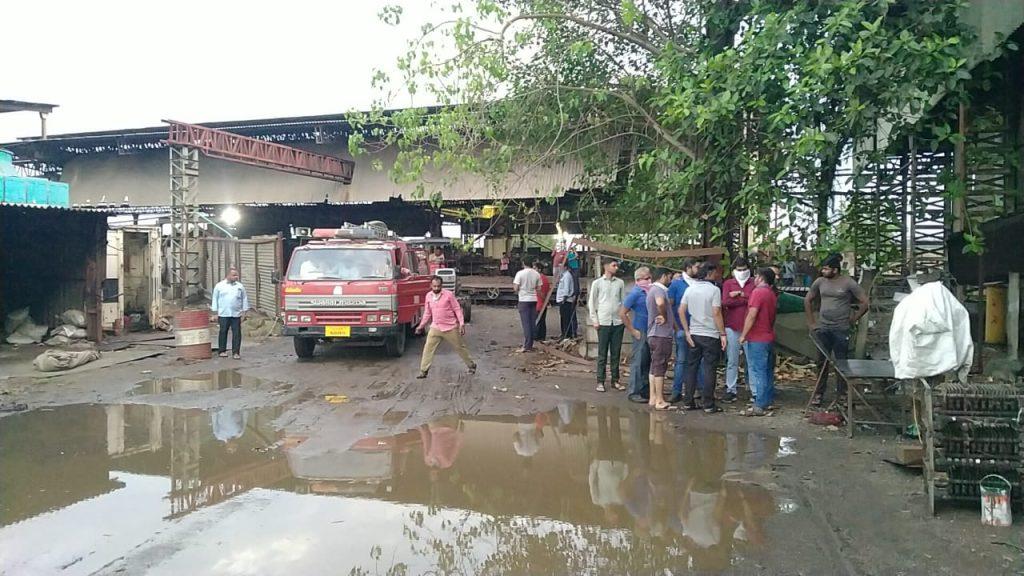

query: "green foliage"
left=353, top=0, right=977, bottom=255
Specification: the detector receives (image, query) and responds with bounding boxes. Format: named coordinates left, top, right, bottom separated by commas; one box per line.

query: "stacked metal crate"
left=930, top=382, right=1024, bottom=507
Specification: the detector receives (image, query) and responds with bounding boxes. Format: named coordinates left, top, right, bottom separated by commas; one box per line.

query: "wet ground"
left=0, top=401, right=797, bottom=575
left=1, top=306, right=1021, bottom=575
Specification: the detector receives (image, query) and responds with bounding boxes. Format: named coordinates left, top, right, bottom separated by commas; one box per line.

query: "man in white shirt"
left=588, top=258, right=625, bottom=392
left=513, top=255, right=542, bottom=352
left=678, top=261, right=727, bottom=413
left=211, top=268, right=250, bottom=359
left=555, top=267, right=578, bottom=339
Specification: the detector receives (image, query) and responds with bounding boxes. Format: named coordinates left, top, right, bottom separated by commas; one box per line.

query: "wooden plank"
left=1009, top=271, right=1020, bottom=360
left=853, top=269, right=875, bottom=359
left=536, top=341, right=591, bottom=366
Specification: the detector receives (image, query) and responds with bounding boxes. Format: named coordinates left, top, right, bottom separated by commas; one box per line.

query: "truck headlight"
left=380, top=314, right=392, bottom=323
left=287, top=315, right=299, bottom=322
left=366, top=314, right=378, bottom=322
left=300, top=315, right=312, bottom=323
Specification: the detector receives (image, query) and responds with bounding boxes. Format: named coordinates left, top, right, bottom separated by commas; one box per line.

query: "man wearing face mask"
left=416, top=276, right=476, bottom=379
left=721, top=257, right=754, bottom=403
left=804, top=253, right=869, bottom=406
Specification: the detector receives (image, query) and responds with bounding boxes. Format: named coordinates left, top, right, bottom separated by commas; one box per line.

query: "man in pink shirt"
left=415, top=276, right=476, bottom=378
left=415, top=274, right=475, bottom=377
left=721, top=257, right=754, bottom=403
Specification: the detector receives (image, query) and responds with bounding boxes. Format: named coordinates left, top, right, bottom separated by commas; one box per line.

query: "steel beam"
left=163, top=120, right=353, bottom=183
left=170, top=145, right=200, bottom=300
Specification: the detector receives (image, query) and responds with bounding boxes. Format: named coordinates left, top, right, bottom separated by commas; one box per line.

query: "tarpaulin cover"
left=889, top=282, right=973, bottom=381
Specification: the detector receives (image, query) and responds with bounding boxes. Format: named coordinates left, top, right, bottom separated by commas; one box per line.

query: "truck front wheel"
left=294, top=336, right=316, bottom=359
left=384, top=326, right=407, bottom=357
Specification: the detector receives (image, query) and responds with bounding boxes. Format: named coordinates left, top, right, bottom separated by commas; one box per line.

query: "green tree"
left=353, top=0, right=975, bottom=253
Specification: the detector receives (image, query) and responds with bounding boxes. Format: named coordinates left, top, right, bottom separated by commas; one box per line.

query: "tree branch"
left=501, top=12, right=662, bottom=55
left=545, top=84, right=696, bottom=159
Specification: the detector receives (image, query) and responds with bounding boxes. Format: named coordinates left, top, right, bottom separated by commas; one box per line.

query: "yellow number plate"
left=325, top=326, right=351, bottom=337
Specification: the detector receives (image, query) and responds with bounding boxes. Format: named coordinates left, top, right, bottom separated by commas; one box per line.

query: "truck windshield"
left=287, top=249, right=394, bottom=281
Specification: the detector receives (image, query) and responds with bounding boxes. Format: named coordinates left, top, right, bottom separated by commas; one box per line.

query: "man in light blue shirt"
left=211, top=268, right=250, bottom=359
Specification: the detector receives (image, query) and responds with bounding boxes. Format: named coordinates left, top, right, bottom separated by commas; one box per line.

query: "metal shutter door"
left=256, top=240, right=278, bottom=316
left=239, top=243, right=258, bottom=311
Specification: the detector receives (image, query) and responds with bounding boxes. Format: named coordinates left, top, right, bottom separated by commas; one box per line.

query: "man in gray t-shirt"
left=804, top=253, right=870, bottom=405
left=644, top=268, right=676, bottom=410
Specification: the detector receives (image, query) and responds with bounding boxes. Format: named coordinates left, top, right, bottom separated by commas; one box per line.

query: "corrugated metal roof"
left=0, top=201, right=104, bottom=212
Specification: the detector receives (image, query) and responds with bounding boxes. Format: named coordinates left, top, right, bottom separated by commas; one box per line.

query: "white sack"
left=61, top=309, right=87, bottom=328
left=33, top=349, right=101, bottom=372
left=50, top=324, right=78, bottom=338
left=4, top=307, right=30, bottom=335
left=889, top=281, right=973, bottom=381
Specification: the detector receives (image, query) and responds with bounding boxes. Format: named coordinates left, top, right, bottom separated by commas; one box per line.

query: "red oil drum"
left=175, top=309, right=212, bottom=360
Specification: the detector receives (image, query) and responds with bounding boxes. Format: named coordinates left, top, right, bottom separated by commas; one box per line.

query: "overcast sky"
left=0, top=0, right=435, bottom=143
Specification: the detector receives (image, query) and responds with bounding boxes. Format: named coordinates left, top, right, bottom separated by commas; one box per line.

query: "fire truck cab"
left=280, top=222, right=431, bottom=359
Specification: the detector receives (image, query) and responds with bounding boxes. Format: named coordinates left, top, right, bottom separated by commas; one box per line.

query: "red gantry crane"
left=161, top=120, right=354, bottom=300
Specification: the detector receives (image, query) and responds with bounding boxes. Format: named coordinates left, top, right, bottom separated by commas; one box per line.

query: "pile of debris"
left=776, top=356, right=817, bottom=383
left=45, top=309, right=89, bottom=346
left=242, top=310, right=281, bottom=340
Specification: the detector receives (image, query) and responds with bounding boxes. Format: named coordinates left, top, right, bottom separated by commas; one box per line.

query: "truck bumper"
left=283, top=324, right=403, bottom=341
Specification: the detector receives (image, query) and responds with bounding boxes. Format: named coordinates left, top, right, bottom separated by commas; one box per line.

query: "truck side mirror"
left=271, top=271, right=281, bottom=284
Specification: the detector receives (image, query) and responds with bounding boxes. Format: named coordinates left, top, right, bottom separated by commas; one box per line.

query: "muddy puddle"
left=0, top=403, right=795, bottom=575
left=128, top=369, right=270, bottom=395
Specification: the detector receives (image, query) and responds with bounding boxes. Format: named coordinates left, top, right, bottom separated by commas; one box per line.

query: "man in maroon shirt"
left=739, top=268, right=778, bottom=416
left=721, top=257, right=754, bottom=403
left=415, top=276, right=476, bottom=378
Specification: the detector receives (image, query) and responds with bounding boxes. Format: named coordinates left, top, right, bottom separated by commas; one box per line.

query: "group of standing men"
left=614, top=258, right=779, bottom=416
left=414, top=246, right=869, bottom=419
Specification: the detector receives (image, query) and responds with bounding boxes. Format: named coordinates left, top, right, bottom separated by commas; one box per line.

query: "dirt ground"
left=0, top=305, right=1020, bottom=575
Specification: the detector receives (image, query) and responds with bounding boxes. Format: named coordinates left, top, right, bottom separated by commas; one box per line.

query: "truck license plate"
left=325, top=326, right=351, bottom=337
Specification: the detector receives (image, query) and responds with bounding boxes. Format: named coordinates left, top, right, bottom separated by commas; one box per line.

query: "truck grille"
left=313, top=312, right=363, bottom=324
left=284, top=294, right=393, bottom=311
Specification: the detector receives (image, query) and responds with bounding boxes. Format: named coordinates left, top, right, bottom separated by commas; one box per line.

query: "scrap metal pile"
left=929, top=381, right=1024, bottom=508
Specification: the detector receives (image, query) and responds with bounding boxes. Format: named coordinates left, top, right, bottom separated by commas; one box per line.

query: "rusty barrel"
left=175, top=309, right=212, bottom=360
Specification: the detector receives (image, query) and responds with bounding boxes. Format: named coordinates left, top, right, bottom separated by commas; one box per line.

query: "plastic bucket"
left=980, top=474, right=1012, bottom=527
left=175, top=309, right=212, bottom=360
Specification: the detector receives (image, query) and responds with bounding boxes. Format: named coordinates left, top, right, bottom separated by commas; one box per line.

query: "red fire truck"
left=279, top=222, right=431, bottom=359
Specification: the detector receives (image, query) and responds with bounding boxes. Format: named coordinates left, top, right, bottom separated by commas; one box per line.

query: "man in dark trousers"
left=210, top=268, right=250, bottom=359
left=678, top=261, right=727, bottom=413
left=804, top=253, right=870, bottom=406
left=555, top=265, right=579, bottom=339
left=513, top=255, right=542, bottom=352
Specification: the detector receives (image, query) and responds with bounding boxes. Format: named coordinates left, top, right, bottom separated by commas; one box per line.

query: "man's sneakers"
left=722, top=392, right=738, bottom=403
left=468, top=364, right=477, bottom=375
left=628, top=394, right=649, bottom=404
left=416, top=370, right=429, bottom=379
left=704, top=406, right=723, bottom=414
left=667, top=394, right=683, bottom=404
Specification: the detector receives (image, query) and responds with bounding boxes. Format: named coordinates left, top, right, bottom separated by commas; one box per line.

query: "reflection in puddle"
left=778, top=436, right=798, bottom=458
left=129, top=369, right=269, bottom=395
left=0, top=404, right=790, bottom=575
